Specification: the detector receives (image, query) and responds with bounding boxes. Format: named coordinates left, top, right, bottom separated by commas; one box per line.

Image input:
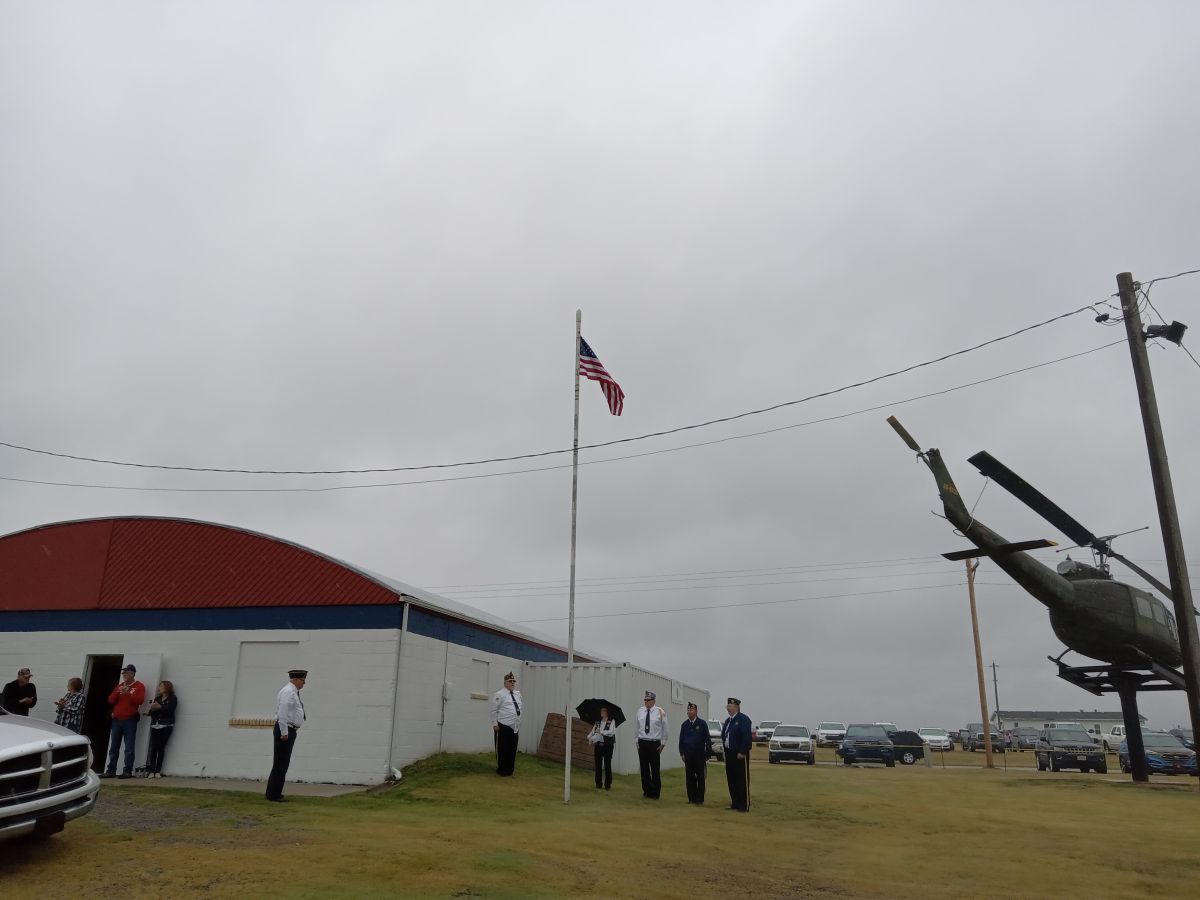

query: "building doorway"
left=83, top=655, right=122, bottom=772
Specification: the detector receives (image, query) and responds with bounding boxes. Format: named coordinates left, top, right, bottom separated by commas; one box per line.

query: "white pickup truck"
left=1102, top=724, right=1126, bottom=752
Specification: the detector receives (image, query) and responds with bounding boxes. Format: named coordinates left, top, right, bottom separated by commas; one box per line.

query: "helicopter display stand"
left=1049, top=656, right=1186, bottom=784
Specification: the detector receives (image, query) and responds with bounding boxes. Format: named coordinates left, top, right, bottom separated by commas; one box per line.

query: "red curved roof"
left=0, top=518, right=400, bottom=612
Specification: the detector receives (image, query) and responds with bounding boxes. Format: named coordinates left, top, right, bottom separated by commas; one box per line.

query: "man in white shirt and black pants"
left=266, top=668, right=307, bottom=802
left=635, top=690, right=668, bottom=799
left=490, top=671, right=522, bottom=776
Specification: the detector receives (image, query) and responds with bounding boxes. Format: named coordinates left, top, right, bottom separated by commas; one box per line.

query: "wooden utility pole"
left=1117, top=272, right=1200, bottom=758
left=966, top=560, right=994, bottom=768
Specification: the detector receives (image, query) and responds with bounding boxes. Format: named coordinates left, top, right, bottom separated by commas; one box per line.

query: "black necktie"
left=509, top=690, right=520, bottom=715
left=645, top=708, right=651, bottom=734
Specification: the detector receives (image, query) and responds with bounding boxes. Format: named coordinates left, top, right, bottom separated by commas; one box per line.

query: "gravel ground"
left=88, top=791, right=248, bottom=832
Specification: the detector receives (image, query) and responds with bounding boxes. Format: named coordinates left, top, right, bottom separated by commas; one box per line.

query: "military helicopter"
left=887, top=416, right=1183, bottom=671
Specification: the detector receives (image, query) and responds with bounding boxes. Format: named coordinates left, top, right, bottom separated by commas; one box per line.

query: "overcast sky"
left=2, top=2, right=1198, bottom=731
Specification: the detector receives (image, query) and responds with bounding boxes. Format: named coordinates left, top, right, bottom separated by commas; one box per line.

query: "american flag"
left=578, top=336, right=625, bottom=416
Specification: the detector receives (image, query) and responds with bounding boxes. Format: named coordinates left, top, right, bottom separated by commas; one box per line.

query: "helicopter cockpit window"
left=1135, top=595, right=1153, bottom=619
left=1151, top=602, right=1167, bottom=625
left=1167, top=612, right=1178, bottom=640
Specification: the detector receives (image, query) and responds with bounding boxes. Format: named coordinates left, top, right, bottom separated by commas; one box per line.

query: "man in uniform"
left=490, top=671, right=522, bottom=776
left=678, top=700, right=713, bottom=804
left=721, top=697, right=753, bottom=812
left=1, top=667, right=37, bottom=715
left=266, top=668, right=307, bottom=802
left=635, top=690, right=668, bottom=799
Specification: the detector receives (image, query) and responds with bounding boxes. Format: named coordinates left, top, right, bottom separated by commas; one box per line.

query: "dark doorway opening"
left=83, top=655, right=122, bottom=772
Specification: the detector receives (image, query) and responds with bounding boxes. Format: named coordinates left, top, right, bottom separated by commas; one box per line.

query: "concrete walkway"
left=98, top=774, right=367, bottom=797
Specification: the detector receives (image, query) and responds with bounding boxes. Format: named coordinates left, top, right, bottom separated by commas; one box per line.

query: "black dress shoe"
left=117, top=773, right=132, bottom=780
left=99, top=772, right=115, bottom=779
left=267, top=796, right=288, bottom=803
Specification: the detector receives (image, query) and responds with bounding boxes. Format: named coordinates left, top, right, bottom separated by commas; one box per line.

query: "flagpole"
left=564, top=308, right=581, bottom=804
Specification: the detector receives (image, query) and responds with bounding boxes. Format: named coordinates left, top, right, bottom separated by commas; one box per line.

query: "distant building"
left=0, top=517, right=708, bottom=784
left=993, top=708, right=1146, bottom=743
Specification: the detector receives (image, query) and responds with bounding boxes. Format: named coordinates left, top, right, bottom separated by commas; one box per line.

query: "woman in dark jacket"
left=588, top=706, right=617, bottom=790
left=146, top=680, right=178, bottom=777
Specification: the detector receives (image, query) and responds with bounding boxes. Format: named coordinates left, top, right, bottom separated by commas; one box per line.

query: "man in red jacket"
left=102, top=664, right=146, bottom=779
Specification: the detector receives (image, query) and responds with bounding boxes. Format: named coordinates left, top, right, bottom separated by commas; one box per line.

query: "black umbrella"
left=575, top=698, right=626, bottom=728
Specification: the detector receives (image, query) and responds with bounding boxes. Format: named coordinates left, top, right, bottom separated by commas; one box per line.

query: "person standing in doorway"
left=635, top=690, right=668, bottom=799
left=678, top=701, right=713, bottom=804
left=266, top=669, right=307, bottom=802
left=722, top=697, right=753, bottom=812
left=103, top=664, right=146, bottom=779
left=53, top=677, right=86, bottom=733
left=490, top=672, right=522, bottom=777
left=146, top=681, right=178, bottom=777
left=2, top=667, right=37, bottom=715
left=588, top=706, right=618, bottom=790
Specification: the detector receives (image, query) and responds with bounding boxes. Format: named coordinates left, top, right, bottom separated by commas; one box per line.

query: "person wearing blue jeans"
left=101, top=664, right=145, bottom=779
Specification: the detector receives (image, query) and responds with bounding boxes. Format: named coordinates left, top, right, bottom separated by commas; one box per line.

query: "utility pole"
left=1117, top=271, right=1200, bottom=757
left=965, top=560, right=994, bottom=768
left=990, top=661, right=1002, bottom=736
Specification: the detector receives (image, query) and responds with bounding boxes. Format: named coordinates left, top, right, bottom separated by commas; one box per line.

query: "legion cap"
left=644, top=690, right=656, bottom=700
left=727, top=697, right=740, bottom=706
left=288, top=669, right=308, bottom=679
left=687, top=701, right=698, bottom=710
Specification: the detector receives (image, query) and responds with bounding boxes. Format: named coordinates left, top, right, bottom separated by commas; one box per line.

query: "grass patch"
left=3, top=747, right=1199, bottom=898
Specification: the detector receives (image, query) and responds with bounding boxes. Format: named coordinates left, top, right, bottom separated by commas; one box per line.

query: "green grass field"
left=3, top=747, right=1198, bottom=899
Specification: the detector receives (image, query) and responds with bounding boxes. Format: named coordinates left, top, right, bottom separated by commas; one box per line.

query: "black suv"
left=961, top=723, right=1004, bottom=753
left=1035, top=726, right=1107, bottom=773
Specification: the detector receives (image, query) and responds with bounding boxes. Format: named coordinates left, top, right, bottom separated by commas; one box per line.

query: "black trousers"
left=725, top=752, right=750, bottom=811
left=683, top=750, right=707, bottom=803
left=147, top=726, right=174, bottom=774
left=495, top=723, right=518, bottom=776
left=266, top=724, right=298, bottom=800
left=637, top=740, right=662, bottom=797
left=594, top=740, right=614, bottom=788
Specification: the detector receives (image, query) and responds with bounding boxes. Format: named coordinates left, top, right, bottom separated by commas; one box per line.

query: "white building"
left=0, top=517, right=709, bottom=785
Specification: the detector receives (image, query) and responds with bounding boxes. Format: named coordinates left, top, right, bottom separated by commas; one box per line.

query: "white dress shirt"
left=636, top=705, right=668, bottom=745
left=276, top=682, right=305, bottom=732
left=588, top=719, right=618, bottom=744
left=490, top=687, right=523, bottom=731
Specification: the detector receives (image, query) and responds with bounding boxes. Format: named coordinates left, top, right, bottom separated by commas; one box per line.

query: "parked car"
left=1119, top=730, right=1198, bottom=776
left=1035, top=725, right=1107, bottom=773
left=816, top=722, right=847, bottom=747
left=962, top=723, right=1004, bottom=753
left=768, top=725, right=816, bottom=765
left=753, top=721, right=781, bottom=745
left=874, top=722, right=899, bottom=733
left=1168, top=727, right=1195, bottom=751
left=707, top=720, right=725, bottom=762
left=1102, top=724, right=1126, bottom=752
left=887, top=729, right=926, bottom=765
left=1009, top=726, right=1040, bottom=751
left=837, top=724, right=895, bottom=767
left=917, top=727, right=952, bottom=751
left=0, top=705, right=100, bottom=841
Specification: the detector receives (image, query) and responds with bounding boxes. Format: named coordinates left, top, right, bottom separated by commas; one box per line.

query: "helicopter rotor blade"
left=967, top=451, right=1099, bottom=549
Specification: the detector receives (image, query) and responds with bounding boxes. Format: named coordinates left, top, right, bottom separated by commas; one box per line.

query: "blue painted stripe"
left=0, top=604, right=572, bottom=662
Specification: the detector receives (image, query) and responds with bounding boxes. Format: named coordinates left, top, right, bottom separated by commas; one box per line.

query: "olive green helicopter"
left=887, top=416, right=1183, bottom=672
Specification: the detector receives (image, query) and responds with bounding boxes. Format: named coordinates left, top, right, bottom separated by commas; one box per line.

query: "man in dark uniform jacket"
left=678, top=700, right=713, bottom=804
left=721, top=697, right=753, bottom=812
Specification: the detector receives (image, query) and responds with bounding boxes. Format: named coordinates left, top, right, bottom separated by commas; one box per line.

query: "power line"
left=428, top=554, right=945, bottom=589
left=514, top=580, right=1020, bottom=623
left=1142, top=267, right=1200, bottom=288
left=0, top=340, right=1126, bottom=495
left=443, top=568, right=964, bottom=601
left=0, top=303, right=1105, bottom=476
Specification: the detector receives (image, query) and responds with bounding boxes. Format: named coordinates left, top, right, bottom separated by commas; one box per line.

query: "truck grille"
left=0, top=743, right=91, bottom=807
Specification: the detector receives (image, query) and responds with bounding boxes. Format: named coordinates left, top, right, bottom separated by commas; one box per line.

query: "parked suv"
left=1035, top=725, right=1107, bottom=773
left=816, top=722, right=847, bottom=747
left=754, top=721, right=781, bottom=745
left=1010, top=726, right=1041, bottom=751
left=837, top=724, right=895, bottom=767
left=1119, top=730, right=1198, bottom=776
left=962, top=723, right=1004, bottom=753
left=0, top=706, right=100, bottom=840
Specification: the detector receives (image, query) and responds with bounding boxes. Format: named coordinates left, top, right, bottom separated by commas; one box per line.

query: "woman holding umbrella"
left=588, top=706, right=618, bottom=790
